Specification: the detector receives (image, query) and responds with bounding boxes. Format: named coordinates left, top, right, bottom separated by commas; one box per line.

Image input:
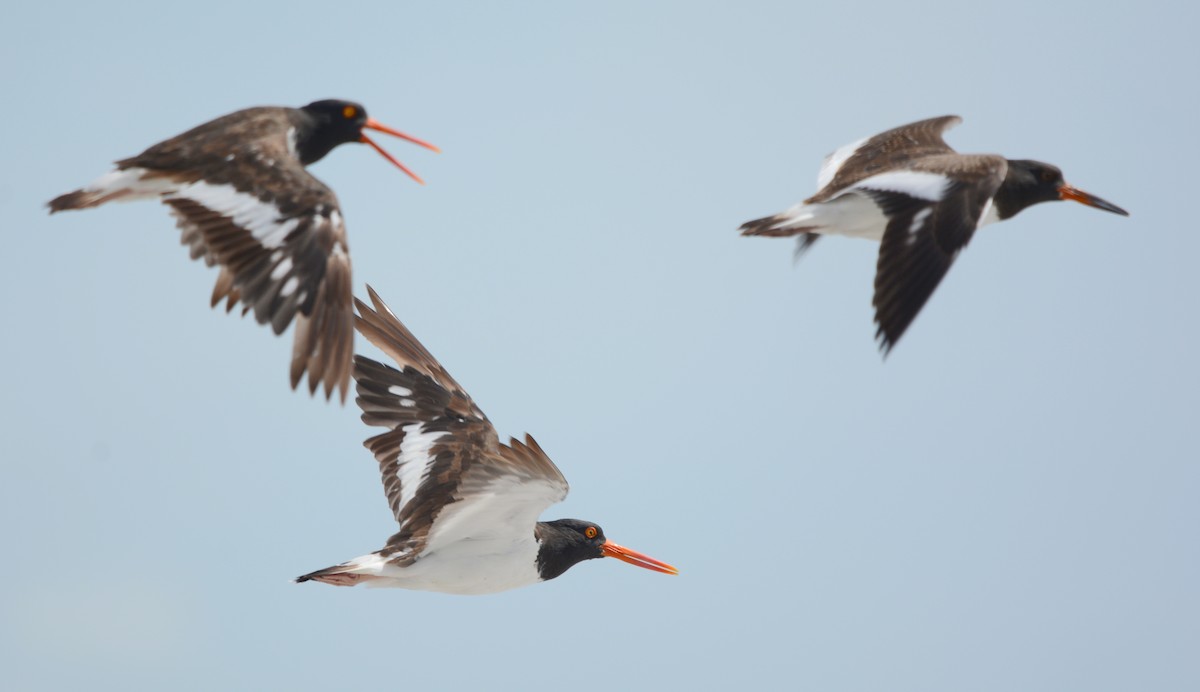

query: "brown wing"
left=809, top=115, right=963, bottom=203
left=354, top=285, right=482, bottom=421
left=871, top=154, right=1008, bottom=353
left=353, top=287, right=567, bottom=564
left=122, top=107, right=353, bottom=401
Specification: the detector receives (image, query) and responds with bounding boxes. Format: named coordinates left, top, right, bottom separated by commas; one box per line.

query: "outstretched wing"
left=809, top=115, right=963, bottom=203
left=123, top=107, right=353, bottom=400
left=353, top=286, right=569, bottom=566
left=870, top=154, right=1008, bottom=353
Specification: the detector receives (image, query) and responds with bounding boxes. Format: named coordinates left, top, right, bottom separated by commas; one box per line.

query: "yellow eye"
left=342, top=105, right=357, bottom=119
left=584, top=526, right=598, bottom=539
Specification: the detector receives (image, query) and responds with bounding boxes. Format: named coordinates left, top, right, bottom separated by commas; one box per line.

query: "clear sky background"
left=2, top=2, right=1197, bottom=691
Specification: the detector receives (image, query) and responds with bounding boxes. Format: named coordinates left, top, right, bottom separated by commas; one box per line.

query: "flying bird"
left=739, top=115, right=1128, bottom=353
left=47, top=99, right=439, bottom=400
left=295, top=286, right=678, bottom=594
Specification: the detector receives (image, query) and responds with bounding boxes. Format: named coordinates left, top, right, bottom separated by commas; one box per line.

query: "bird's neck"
left=993, top=162, right=1053, bottom=221
left=534, top=522, right=590, bottom=582
left=289, top=110, right=335, bottom=165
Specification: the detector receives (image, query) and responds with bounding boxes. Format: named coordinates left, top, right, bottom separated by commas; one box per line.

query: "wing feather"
left=353, top=288, right=568, bottom=565
left=809, top=115, right=963, bottom=203
left=110, top=107, right=354, bottom=401
left=872, top=155, right=1007, bottom=352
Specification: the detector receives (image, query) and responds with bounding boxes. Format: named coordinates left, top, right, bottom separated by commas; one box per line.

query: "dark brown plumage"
left=48, top=100, right=437, bottom=400
left=740, top=115, right=1128, bottom=353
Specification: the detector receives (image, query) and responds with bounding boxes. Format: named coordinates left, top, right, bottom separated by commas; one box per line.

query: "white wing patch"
left=165, top=180, right=299, bottom=249
left=856, top=170, right=949, bottom=202
left=816, top=136, right=868, bottom=190
left=906, top=207, right=933, bottom=246
left=270, top=256, right=294, bottom=280
left=281, top=276, right=301, bottom=298
left=395, top=423, right=449, bottom=519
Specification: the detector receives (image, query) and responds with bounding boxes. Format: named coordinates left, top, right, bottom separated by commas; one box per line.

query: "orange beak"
left=1058, top=183, right=1129, bottom=216
left=360, top=117, right=441, bottom=185
left=601, top=540, right=679, bottom=575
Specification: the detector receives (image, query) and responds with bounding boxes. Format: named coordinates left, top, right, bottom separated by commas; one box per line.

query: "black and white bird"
left=740, top=115, right=1128, bottom=353
left=47, top=99, right=439, bottom=400
left=295, top=286, right=678, bottom=594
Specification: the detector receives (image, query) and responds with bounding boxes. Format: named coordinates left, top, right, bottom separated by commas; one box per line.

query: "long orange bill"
left=601, top=540, right=679, bottom=575
left=1059, top=184, right=1129, bottom=216
left=361, top=117, right=441, bottom=185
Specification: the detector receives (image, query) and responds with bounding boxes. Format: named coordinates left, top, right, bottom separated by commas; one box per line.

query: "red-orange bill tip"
left=1059, top=184, right=1129, bottom=216
left=360, top=134, right=426, bottom=185
left=364, top=117, right=441, bottom=153
left=602, top=540, right=679, bottom=575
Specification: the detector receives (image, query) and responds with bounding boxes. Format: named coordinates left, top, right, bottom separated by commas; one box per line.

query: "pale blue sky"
left=3, top=2, right=1197, bottom=691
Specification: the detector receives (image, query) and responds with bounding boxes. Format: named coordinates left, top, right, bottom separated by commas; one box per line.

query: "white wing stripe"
left=856, top=170, right=949, bottom=201
left=166, top=180, right=298, bottom=249
left=396, top=423, right=448, bottom=518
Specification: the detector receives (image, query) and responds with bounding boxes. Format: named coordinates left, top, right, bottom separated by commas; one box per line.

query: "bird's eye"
left=342, top=105, right=357, bottom=120
left=584, top=526, right=598, bottom=539
left=1041, top=169, right=1056, bottom=183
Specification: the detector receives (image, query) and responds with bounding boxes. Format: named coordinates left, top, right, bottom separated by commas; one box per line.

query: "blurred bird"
left=296, top=286, right=678, bottom=593
left=48, top=99, right=439, bottom=401
left=740, top=115, right=1128, bottom=353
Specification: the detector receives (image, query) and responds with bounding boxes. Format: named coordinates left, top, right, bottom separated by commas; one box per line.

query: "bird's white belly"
left=806, top=193, right=889, bottom=241
left=766, top=192, right=888, bottom=242
left=365, top=537, right=543, bottom=595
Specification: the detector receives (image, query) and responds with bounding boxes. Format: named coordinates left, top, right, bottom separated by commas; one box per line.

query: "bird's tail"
left=47, top=168, right=176, bottom=213
left=738, top=207, right=819, bottom=238
left=47, top=188, right=111, bottom=212
left=739, top=206, right=822, bottom=260
left=294, top=553, right=388, bottom=587
left=295, top=565, right=368, bottom=587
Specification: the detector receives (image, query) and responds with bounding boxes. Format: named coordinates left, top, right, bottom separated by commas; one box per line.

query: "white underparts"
left=768, top=193, right=890, bottom=242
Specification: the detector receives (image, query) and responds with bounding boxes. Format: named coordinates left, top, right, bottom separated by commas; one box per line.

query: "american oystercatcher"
left=739, top=115, right=1129, bottom=353
left=295, top=286, right=678, bottom=594
left=47, top=99, right=439, bottom=400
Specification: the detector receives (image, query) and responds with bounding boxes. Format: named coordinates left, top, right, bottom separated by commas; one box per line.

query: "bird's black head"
left=535, top=519, right=608, bottom=581
left=996, top=159, right=1129, bottom=220
left=535, top=518, right=678, bottom=582
left=297, top=100, right=371, bottom=164
left=295, top=99, right=440, bottom=181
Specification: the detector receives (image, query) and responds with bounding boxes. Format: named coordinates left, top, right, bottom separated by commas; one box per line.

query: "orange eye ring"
left=342, top=105, right=357, bottom=119
left=584, top=526, right=598, bottom=539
